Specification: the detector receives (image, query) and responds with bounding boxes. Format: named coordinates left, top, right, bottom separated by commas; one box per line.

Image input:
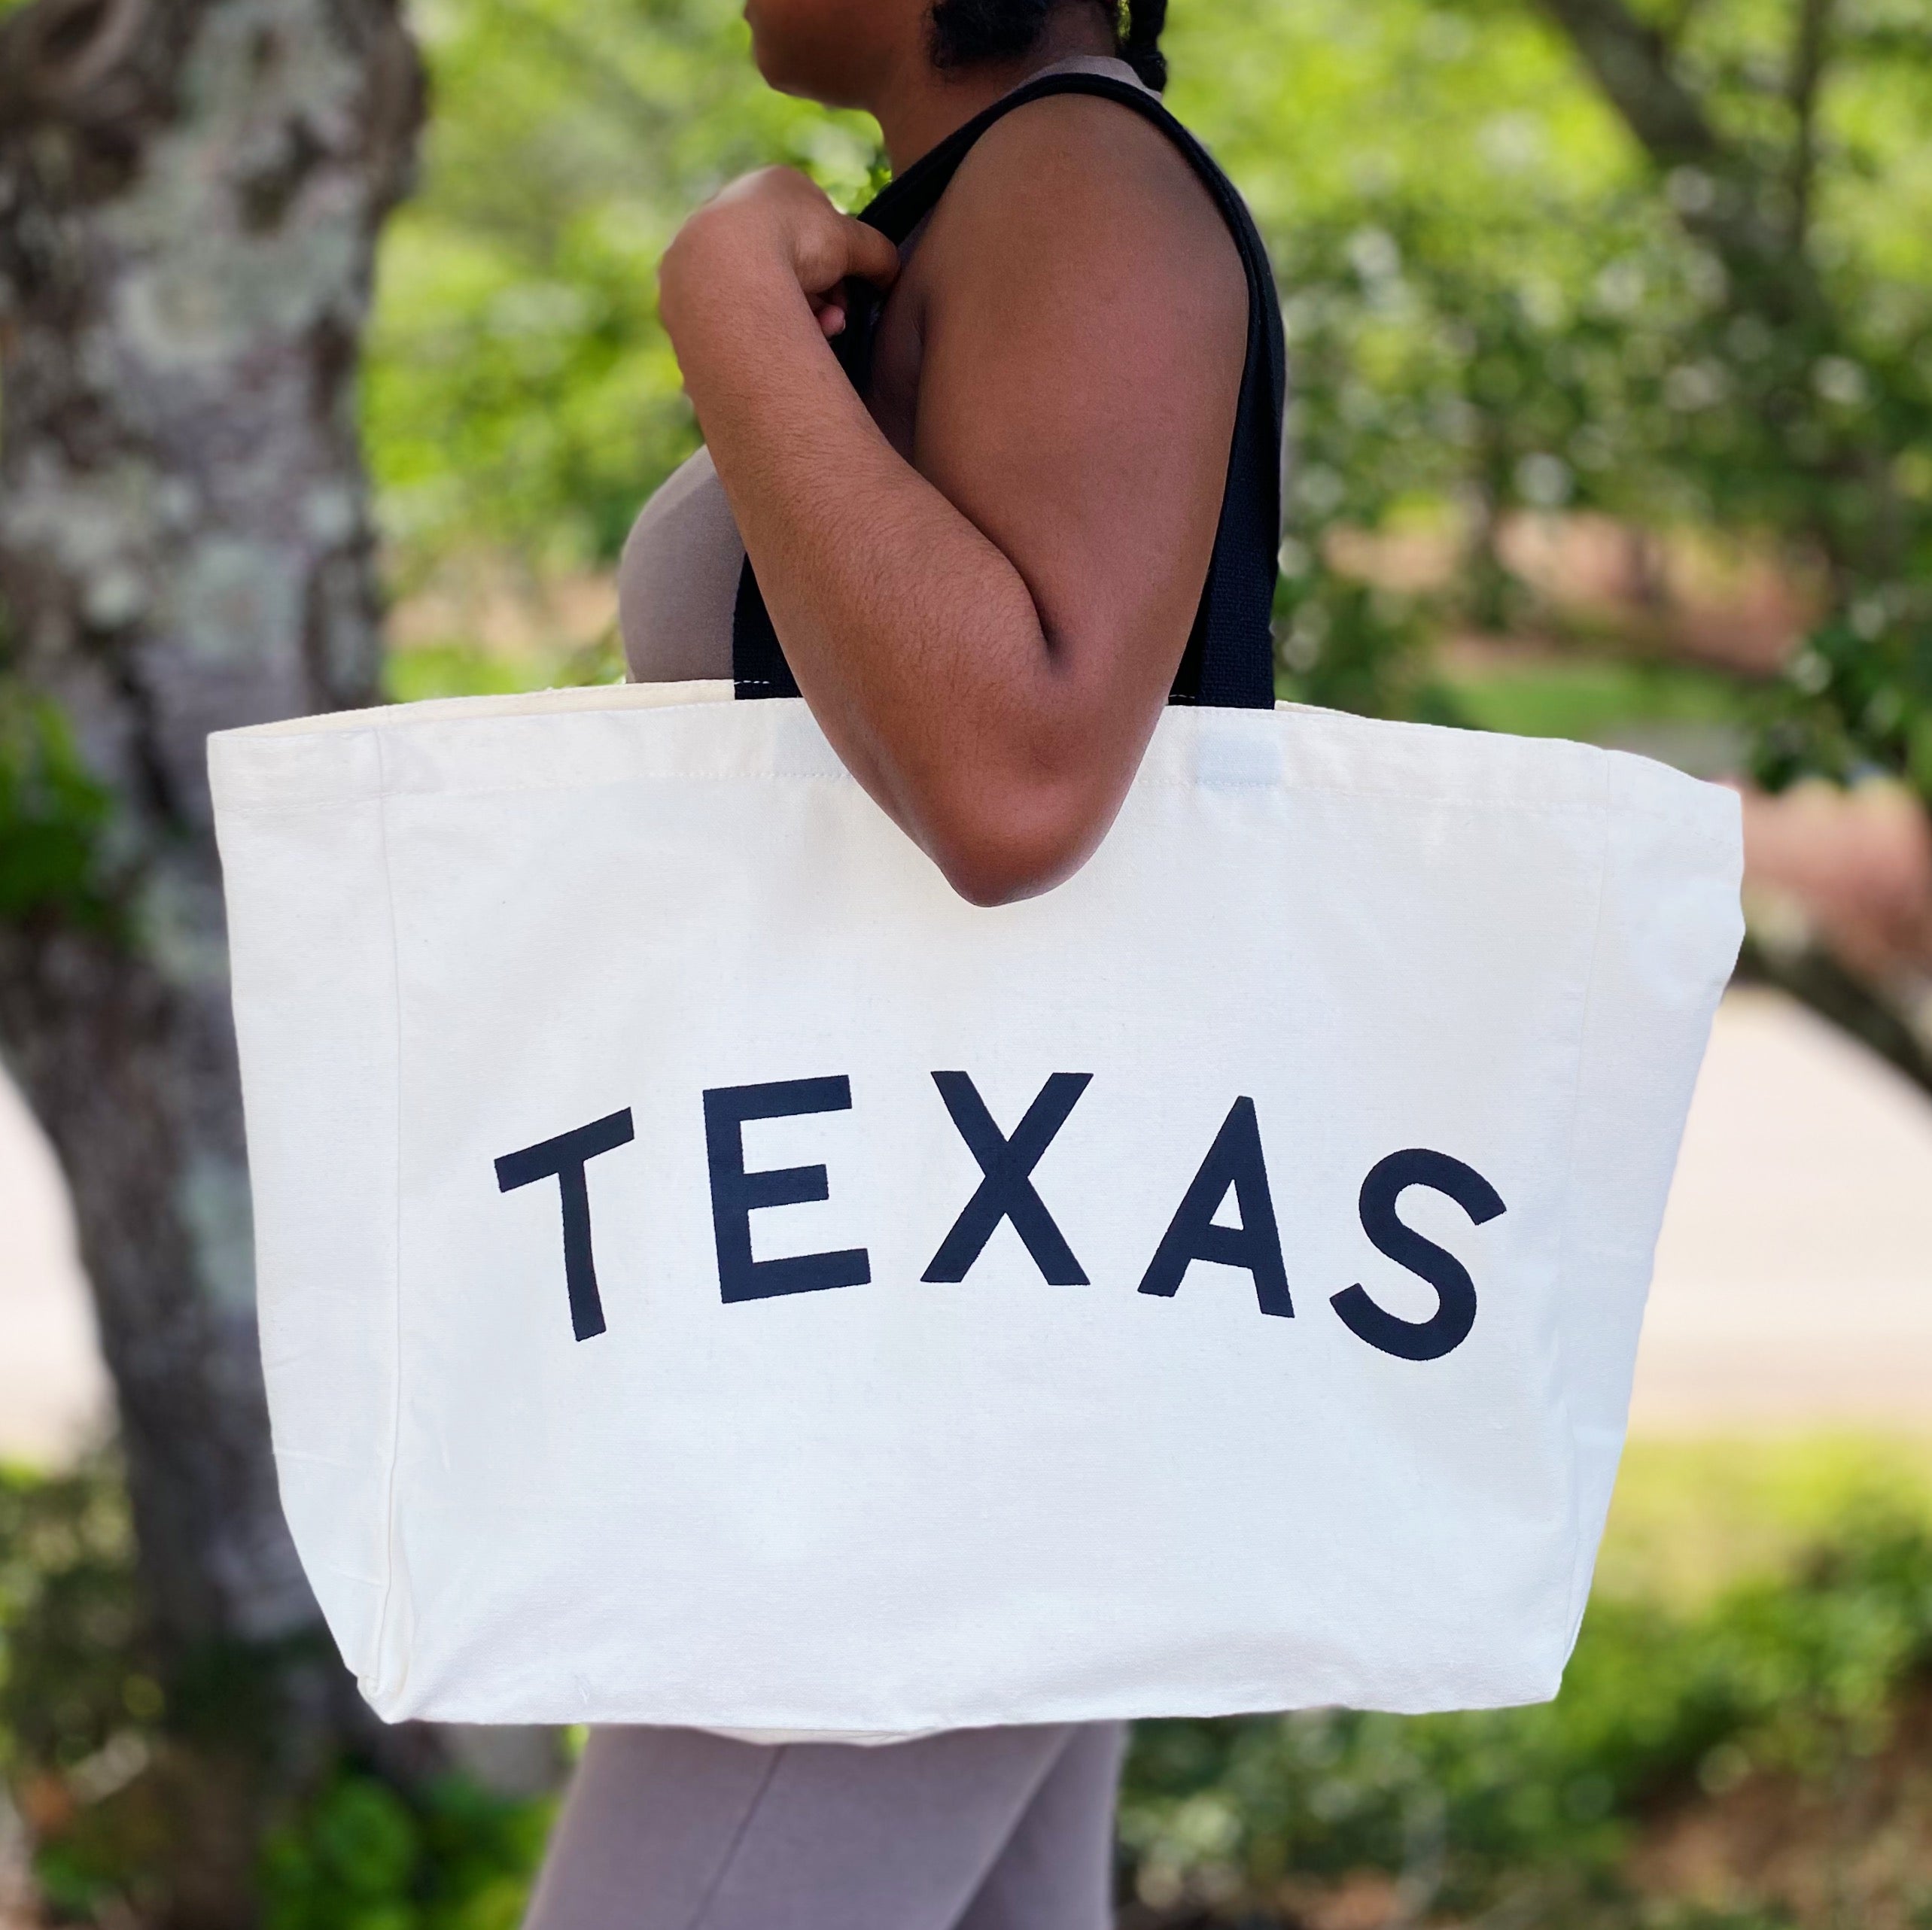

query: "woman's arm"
left=659, top=96, right=1248, bottom=906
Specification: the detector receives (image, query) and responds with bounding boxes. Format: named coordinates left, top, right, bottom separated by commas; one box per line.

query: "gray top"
left=616, top=55, right=1156, bottom=685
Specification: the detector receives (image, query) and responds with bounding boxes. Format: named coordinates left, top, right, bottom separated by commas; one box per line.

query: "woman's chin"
left=744, top=35, right=808, bottom=99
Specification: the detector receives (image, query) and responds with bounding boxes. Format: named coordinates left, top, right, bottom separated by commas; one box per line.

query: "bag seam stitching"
left=218, top=774, right=1654, bottom=816
left=368, top=731, right=409, bottom=1710
left=1549, top=760, right=1617, bottom=1657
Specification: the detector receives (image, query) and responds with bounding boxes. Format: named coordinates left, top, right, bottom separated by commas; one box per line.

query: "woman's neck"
left=870, top=18, right=1125, bottom=175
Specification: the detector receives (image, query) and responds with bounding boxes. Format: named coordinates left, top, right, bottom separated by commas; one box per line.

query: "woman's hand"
left=659, top=167, right=900, bottom=348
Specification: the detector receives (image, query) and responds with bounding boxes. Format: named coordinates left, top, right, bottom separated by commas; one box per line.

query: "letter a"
left=1137, top=1097, right=1292, bottom=1317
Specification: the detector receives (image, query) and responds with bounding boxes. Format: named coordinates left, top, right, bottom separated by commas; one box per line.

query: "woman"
left=523, top=0, right=1282, bottom=1916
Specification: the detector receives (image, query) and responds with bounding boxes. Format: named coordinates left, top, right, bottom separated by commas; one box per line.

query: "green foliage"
left=0, top=688, right=117, bottom=931
left=1187, top=0, right=1932, bottom=783
left=384, top=632, right=625, bottom=703
left=0, top=1457, right=149, bottom=1787
left=368, top=0, right=883, bottom=584
left=1754, top=603, right=1932, bottom=794
left=1118, top=1507, right=1932, bottom=1923
left=260, top=1773, right=553, bottom=1930
left=0, top=1455, right=169, bottom=1919
left=1274, top=552, right=1463, bottom=722
left=8, top=1448, right=1930, bottom=1923
left=370, top=0, right=1932, bottom=800
left=0, top=1455, right=550, bottom=1924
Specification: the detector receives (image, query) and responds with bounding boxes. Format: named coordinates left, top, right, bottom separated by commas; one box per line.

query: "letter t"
left=495, top=1108, right=636, bottom=1342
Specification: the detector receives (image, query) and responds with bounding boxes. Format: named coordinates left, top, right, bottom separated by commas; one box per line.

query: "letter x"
left=922, top=1072, right=1091, bottom=1285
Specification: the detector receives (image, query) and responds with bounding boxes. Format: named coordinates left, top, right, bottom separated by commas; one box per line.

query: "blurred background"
left=0, top=0, right=1928, bottom=1921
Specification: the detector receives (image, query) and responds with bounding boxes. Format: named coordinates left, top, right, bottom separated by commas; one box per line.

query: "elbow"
left=920, top=783, right=1112, bottom=909
left=939, top=847, right=1069, bottom=910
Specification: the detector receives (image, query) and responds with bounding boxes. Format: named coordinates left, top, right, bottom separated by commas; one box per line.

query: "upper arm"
left=905, top=96, right=1249, bottom=738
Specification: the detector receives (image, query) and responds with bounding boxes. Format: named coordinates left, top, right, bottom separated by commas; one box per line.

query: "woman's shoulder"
left=917, top=78, right=1247, bottom=330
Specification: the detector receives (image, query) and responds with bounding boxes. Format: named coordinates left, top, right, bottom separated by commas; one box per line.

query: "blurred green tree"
left=365, top=0, right=883, bottom=588
left=1168, top=0, right=1932, bottom=1091
left=1519, top=0, right=1932, bottom=1087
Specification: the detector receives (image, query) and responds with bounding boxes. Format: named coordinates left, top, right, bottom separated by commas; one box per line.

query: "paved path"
left=0, top=987, right=1927, bottom=1463
left=1631, top=986, right=1932, bottom=1429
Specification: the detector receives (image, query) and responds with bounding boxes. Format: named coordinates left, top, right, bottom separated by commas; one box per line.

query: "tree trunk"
left=0, top=0, right=427, bottom=1915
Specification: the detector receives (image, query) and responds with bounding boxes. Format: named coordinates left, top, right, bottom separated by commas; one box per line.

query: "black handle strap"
left=734, top=71, right=1285, bottom=710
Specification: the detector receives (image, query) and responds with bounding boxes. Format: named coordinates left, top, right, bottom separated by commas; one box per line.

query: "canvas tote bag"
left=209, top=76, right=1743, bottom=1732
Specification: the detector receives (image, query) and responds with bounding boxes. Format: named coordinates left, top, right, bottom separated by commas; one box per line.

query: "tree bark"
left=1737, top=932, right=1932, bottom=1105
left=0, top=0, right=427, bottom=1913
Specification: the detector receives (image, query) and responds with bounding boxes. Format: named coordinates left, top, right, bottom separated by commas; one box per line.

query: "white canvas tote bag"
left=210, top=73, right=1740, bottom=1731
left=211, top=680, right=1741, bottom=1730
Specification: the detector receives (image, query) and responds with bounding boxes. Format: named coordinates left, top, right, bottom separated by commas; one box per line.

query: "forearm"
left=663, top=248, right=1109, bottom=898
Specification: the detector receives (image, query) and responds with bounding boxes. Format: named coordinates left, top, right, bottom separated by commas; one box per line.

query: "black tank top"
left=732, top=70, right=1286, bottom=710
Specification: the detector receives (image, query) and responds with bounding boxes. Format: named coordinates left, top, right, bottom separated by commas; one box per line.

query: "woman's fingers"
left=839, top=215, right=901, bottom=291
left=659, top=168, right=893, bottom=339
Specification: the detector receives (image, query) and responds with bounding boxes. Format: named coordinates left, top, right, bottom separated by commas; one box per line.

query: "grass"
left=1599, top=1437, right=1932, bottom=1610
left=1436, top=656, right=1748, bottom=748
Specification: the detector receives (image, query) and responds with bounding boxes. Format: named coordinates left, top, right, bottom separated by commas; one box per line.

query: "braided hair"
left=928, top=0, right=1169, bottom=93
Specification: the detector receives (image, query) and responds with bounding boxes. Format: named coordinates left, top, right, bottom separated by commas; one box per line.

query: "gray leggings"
left=522, top=1722, right=1128, bottom=1930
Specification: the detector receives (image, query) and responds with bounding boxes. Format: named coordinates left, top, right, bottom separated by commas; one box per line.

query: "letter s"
left=1331, top=1148, right=1505, bottom=1362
